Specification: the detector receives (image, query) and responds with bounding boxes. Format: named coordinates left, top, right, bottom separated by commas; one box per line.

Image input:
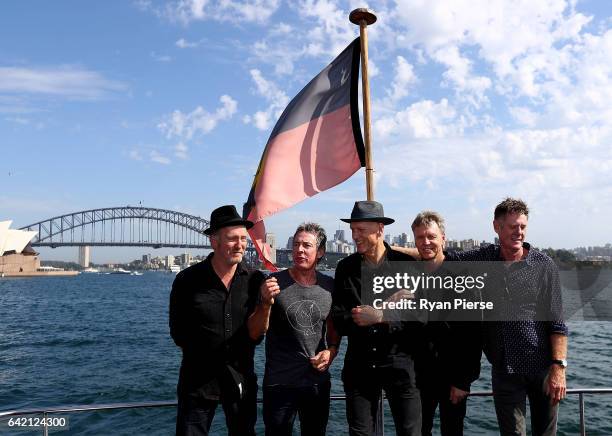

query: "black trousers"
left=492, top=368, right=558, bottom=436
left=175, top=383, right=257, bottom=436
left=343, top=366, right=421, bottom=436
left=263, top=381, right=331, bottom=436
left=420, top=382, right=467, bottom=436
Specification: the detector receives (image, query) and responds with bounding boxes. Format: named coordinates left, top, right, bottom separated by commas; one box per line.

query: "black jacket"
left=332, top=243, right=424, bottom=380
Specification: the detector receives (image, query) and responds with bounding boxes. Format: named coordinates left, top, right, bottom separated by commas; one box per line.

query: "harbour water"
left=1, top=272, right=611, bottom=435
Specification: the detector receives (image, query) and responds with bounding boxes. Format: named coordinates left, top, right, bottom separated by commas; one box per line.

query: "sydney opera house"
left=0, top=220, right=41, bottom=276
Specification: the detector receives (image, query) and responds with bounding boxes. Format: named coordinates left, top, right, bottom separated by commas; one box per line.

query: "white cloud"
left=386, top=56, right=417, bottom=102
left=158, top=94, right=237, bottom=140
left=374, top=98, right=462, bottom=140
left=175, top=38, right=199, bottom=48
left=0, top=66, right=127, bottom=100
left=244, top=69, right=289, bottom=131
left=4, top=117, right=29, bottom=125
left=161, top=0, right=281, bottom=24
left=150, top=150, right=171, bottom=165
left=174, top=142, right=189, bottom=159
left=129, top=150, right=143, bottom=161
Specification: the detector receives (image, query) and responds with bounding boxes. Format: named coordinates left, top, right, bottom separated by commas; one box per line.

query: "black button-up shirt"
left=169, top=253, right=259, bottom=399
left=446, top=243, right=568, bottom=375
left=332, top=243, right=423, bottom=381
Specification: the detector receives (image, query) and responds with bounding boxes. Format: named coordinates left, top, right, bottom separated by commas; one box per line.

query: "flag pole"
left=350, top=8, right=377, bottom=201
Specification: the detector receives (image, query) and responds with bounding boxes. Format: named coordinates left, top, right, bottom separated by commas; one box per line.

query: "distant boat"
left=110, top=268, right=132, bottom=275
left=169, top=265, right=181, bottom=274
left=82, top=268, right=99, bottom=273
left=131, top=271, right=143, bottom=276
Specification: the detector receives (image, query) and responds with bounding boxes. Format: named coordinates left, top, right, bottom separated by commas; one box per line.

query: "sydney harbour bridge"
left=18, top=206, right=349, bottom=267
left=18, top=206, right=264, bottom=264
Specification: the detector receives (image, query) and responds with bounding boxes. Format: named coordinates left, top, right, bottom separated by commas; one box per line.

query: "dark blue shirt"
left=446, top=243, right=567, bottom=375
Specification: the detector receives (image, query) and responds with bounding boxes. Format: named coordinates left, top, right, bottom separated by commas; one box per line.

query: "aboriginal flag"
left=243, top=38, right=365, bottom=270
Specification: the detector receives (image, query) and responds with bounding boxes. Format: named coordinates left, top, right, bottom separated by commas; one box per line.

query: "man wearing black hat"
left=170, top=205, right=260, bottom=436
left=332, top=200, right=422, bottom=436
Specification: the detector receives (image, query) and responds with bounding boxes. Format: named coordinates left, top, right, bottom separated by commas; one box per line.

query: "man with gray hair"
left=410, top=210, right=481, bottom=436
left=170, top=205, right=260, bottom=436
left=248, top=222, right=340, bottom=436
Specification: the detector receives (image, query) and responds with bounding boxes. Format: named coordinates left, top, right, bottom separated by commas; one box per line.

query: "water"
left=1, top=272, right=611, bottom=435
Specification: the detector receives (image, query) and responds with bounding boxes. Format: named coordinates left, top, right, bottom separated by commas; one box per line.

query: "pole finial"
left=349, top=8, right=377, bottom=26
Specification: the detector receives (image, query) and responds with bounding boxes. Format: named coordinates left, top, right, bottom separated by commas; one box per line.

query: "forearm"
left=247, top=303, right=272, bottom=340
left=551, top=332, right=568, bottom=360
left=326, top=317, right=341, bottom=352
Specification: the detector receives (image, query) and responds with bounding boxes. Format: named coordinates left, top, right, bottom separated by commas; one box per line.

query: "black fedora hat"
left=340, top=201, right=395, bottom=225
left=204, top=205, right=254, bottom=235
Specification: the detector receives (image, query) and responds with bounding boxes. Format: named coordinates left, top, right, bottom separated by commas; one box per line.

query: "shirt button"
left=372, top=347, right=377, bottom=352
left=225, top=313, right=231, bottom=318
left=372, top=328, right=377, bottom=333
left=371, top=364, right=376, bottom=368
left=225, top=328, right=230, bottom=333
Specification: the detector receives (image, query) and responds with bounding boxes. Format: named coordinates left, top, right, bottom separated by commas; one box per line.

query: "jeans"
left=175, top=382, right=257, bottom=436
left=420, top=382, right=467, bottom=436
left=492, top=368, right=558, bottom=436
left=343, top=366, right=421, bottom=436
left=263, top=381, right=331, bottom=436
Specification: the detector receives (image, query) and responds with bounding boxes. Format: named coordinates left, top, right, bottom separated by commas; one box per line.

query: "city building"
left=78, top=246, right=90, bottom=268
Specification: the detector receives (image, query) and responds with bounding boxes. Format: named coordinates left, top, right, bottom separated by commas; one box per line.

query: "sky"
left=1, top=0, right=611, bottom=263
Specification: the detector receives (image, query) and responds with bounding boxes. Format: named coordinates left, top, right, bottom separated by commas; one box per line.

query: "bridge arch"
left=19, top=207, right=211, bottom=248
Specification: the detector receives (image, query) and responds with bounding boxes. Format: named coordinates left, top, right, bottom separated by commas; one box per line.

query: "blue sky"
left=1, top=0, right=611, bottom=263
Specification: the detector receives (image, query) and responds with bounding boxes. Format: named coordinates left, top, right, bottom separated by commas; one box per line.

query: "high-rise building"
left=334, top=229, right=346, bottom=242
left=142, top=254, right=151, bottom=264
left=265, top=233, right=276, bottom=249
left=286, top=236, right=294, bottom=249
left=165, top=255, right=175, bottom=268
left=78, top=246, right=90, bottom=268
left=180, top=253, right=192, bottom=266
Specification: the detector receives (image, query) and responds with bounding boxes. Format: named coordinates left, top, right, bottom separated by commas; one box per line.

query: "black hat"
left=340, top=201, right=395, bottom=225
left=204, top=205, right=254, bottom=235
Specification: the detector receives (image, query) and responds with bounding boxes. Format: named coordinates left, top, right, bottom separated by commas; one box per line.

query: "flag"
left=243, top=38, right=365, bottom=270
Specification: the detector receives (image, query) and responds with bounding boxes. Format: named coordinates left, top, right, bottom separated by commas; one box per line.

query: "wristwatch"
left=552, top=359, right=568, bottom=368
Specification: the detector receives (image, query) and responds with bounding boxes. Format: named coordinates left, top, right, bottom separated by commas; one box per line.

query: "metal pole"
left=579, top=392, right=586, bottom=436
left=43, top=411, right=48, bottom=436
left=350, top=8, right=377, bottom=201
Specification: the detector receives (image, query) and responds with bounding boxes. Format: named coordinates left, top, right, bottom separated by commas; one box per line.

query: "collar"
left=204, top=252, right=249, bottom=276
left=495, top=242, right=533, bottom=265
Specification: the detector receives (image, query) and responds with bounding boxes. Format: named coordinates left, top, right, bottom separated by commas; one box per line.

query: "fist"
left=260, top=277, right=280, bottom=306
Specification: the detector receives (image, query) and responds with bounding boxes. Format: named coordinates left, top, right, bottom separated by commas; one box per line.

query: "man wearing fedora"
left=170, top=205, right=260, bottom=436
left=332, top=200, right=423, bottom=436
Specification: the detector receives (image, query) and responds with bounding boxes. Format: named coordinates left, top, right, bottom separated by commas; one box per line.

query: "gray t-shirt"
left=263, top=269, right=334, bottom=387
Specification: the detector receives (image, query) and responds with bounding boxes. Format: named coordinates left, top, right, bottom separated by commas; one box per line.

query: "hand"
left=544, top=365, right=567, bottom=405
left=310, top=349, right=335, bottom=372
left=449, top=386, right=469, bottom=405
left=351, top=305, right=383, bottom=326
left=260, top=277, right=280, bottom=306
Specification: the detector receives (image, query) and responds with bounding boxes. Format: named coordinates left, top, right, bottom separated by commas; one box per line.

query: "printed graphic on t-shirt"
left=286, top=299, right=322, bottom=336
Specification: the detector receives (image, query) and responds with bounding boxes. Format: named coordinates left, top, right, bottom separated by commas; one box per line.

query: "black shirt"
left=169, top=253, right=259, bottom=399
left=332, top=243, right=423, bottom=380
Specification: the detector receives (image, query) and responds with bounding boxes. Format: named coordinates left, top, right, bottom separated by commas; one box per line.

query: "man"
left=411, top=211, right=481, bottom=436
left=445, top=198, right=568, bottom=436
left=332, top=200, right=422, bottom=436
left=248, top=222, right=340, bottom=436
left=169, top=205, right=259, bottom=436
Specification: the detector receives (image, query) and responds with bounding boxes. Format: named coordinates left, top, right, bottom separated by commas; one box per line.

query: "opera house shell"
left=0, top=220, right=40, bottom=276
